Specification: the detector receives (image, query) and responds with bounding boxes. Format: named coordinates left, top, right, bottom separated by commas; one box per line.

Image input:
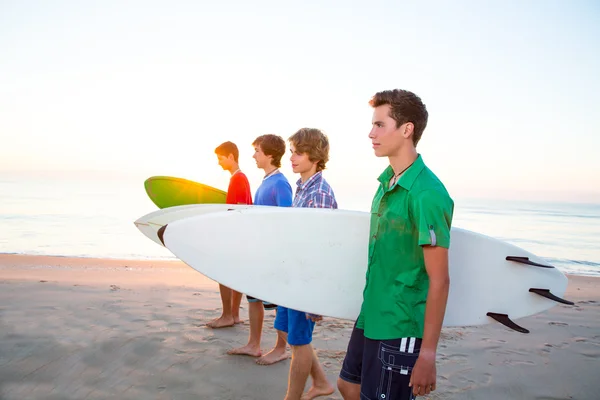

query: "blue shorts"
left=246, top=295, right=277, bottom=310
left=339, top=324, right=422, bottom=400
left=274, top=306, right=315, bottom=346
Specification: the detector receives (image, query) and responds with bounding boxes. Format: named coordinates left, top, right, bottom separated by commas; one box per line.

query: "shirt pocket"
left=378, top=209, right=411, bottom=253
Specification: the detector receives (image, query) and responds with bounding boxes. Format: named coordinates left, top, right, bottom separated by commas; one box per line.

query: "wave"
left=545, top=258, right=600, bottom=268
left=460, top=207, right=600, bottom=220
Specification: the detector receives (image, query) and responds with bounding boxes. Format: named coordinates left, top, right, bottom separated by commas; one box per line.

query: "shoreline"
left=1, top=254, right=599, bottom=399
left=2, top=252, right=600, bottom=278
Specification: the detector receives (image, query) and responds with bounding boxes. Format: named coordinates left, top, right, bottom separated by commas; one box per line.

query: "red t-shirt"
left=226, top=171, right=253, bottom=205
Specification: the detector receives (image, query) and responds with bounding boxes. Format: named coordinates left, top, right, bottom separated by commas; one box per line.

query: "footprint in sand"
left=316, top=349, right=346, bottom=361
left=504, top=359, right=535, bottom=366
left=324, top=323, right=346, bottom=329
left=439, top=353, right=468, bottom=362
left=548, top=321, right=568, bottom=326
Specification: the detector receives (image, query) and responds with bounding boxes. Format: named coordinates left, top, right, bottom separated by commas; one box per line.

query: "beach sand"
left=0, top=254, right=598, bottom=399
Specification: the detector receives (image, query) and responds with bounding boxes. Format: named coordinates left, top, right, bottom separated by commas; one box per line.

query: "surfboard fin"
left=506, top=256, right=554, bottom=269
left=486, top=312, right=530, bottom=333
left=529, top=288, right=574, bottom=305
left=157, top=224, right=167, bottom=246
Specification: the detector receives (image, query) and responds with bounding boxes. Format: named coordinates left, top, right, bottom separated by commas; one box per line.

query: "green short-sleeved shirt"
left=356, top=154, right=454, bottom=340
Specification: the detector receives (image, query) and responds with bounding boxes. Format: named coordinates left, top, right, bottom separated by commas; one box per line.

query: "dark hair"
left=288, top=128, right=330, bottom=172
left=214, top=141, right=239, bottom=163
left=252, top=134, right=286, bottom=168
left=369, top=89, right=428, bottom=146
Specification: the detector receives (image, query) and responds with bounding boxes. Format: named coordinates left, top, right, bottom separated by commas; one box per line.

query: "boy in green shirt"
left=337, top=89, right=454, bottom=400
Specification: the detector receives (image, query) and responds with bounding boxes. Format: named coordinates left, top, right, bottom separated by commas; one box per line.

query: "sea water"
left=1, top=174, right=598, bottom=276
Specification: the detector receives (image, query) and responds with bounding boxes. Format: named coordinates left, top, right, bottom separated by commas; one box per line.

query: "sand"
left=0, top=254, right=598, bottom=400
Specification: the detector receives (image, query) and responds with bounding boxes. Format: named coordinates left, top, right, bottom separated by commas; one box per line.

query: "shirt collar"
left=377, top=154, right=425, bottom=191
left=296, top=170, right=323, bottom=191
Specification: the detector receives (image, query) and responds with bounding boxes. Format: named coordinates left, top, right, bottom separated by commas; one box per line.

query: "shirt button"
left=372, top=234, right=377, bottom=239
left=377, top=213, right=382, bottom=217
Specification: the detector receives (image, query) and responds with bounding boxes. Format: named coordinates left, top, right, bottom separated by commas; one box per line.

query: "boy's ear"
left=227, top=154, right=235, bottom=161
left=402, top=122, right=415, bottom=139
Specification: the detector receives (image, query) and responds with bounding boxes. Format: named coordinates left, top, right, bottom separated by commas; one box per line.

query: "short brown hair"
left=214, top=141, right=239, bottom=163
left=369, top=89, right=428, bottom=146
left=252, top=134, right=286, bottom=168
left=288, top=128, right=330, bottom=172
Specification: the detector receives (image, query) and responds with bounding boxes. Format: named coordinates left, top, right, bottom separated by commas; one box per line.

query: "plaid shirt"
left=293, top=171, right=338, bottom=209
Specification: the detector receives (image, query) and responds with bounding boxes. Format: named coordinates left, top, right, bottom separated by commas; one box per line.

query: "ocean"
left=1, top=174, right=599, bottom=276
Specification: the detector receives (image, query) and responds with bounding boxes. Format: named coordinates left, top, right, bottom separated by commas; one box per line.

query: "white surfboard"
left=134, top=204, right=254, bottom=246
left=159, top=207, right=572, bottom=332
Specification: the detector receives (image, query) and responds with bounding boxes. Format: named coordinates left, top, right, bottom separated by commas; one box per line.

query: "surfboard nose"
left=157, top=224, right=168, bottom=246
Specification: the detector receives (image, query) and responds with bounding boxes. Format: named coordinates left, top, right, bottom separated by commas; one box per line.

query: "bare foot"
left=300, top=384, right=335, bottom=400
left=227, top=344, right=262, bottom=357
left=256, top=348, right=289, bottom=365
left=206, top=316, right=235, bottom=329
left=234, top=316, right=243, bottom=324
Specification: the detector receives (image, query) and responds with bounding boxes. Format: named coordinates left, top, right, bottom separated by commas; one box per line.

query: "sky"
left=1, top=0, right=599, bottom=207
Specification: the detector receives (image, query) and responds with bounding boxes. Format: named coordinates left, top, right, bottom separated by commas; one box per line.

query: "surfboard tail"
left=487, top=288, right=574, bottom=333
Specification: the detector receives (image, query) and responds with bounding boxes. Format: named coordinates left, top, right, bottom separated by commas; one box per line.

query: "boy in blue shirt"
left=227, top=134, right=294, bottom=366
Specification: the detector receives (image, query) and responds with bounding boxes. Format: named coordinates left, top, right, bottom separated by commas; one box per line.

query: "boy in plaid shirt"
left=275, top=128, right=337, bottom=400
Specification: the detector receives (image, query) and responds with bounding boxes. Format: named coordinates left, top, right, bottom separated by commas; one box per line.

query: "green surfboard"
left=144, top=176, right=227, bottom=209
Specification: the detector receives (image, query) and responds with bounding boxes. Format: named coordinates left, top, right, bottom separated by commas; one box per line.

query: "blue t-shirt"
left=254, top=172, right=293, bottom=207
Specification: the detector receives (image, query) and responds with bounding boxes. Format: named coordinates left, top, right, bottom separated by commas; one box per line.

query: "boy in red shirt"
left=209, top=141, right=252, bottom=328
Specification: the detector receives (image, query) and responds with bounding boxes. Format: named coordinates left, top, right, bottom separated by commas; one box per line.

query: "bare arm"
left=409, top=245, right=450, bottom=396
left=421, top=245, right=450, bottom=353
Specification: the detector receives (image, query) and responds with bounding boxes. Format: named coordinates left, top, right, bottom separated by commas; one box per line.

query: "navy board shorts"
left=339, top=323, right=422, bottom=400
left=246, top=294, right=277, bottom=310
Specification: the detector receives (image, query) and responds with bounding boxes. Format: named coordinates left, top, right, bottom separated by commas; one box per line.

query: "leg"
left=257, top=328, right=290, bottom=365
left=257, top=306, right=289, bottom=365
left=206, top=283, right=235, bottom=328
left=284, top=309, right=332, bottom=400
left=231, top=289, right=243, bottom=324
left=301, top=348, right=334, bottom=400
left=228, top=297, right=263, bottom=357
left=338, top=324, right=365, bottom=400
left=337, top=379, right=360, bottom=400
left=286, top=343, right=314, bottom=400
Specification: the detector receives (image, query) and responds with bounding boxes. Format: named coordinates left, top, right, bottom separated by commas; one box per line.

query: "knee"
left=337, top=378, right=349, bottom=395
left=289, top=343, right=309, bottom=352
left=337, top=378, right=358, bottom=399
left=288, top=336, right=312, bottom=348
left=248, top=301, right=262, bottom=309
